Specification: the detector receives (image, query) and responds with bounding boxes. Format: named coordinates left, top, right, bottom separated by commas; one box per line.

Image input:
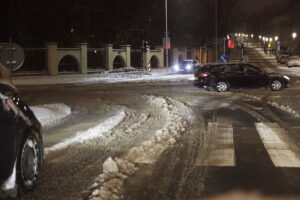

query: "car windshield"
left=182, top=61, right=193, bottom=65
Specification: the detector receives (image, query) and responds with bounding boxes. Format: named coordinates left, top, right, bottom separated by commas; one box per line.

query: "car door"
left=223, top=64, right=244, bottom=87
left=241, top=64, right=266, bottom=87
left=0, top=99, right=18, bottom=181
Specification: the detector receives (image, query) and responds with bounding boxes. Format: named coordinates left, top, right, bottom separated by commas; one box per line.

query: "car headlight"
left=173, top=65, right=179, bottom=71
left=283, top=75, right=290, bottom=81
left=185, top=64, right=192, bottom=70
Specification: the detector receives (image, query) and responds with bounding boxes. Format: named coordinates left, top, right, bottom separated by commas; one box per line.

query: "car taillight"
left=200, top=73, right=208, bottom=77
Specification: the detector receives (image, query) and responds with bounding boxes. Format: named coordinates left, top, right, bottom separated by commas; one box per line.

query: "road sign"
left=0, top=42, right=25, bottom=71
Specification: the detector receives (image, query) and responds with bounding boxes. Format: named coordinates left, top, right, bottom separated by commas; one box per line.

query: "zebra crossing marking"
left=256, top=123, right=300, bottom=168
left=196, top=123, right=235, bottom=167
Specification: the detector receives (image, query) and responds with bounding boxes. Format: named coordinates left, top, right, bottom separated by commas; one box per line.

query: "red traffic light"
left=228, top=40, right=235, bottom=49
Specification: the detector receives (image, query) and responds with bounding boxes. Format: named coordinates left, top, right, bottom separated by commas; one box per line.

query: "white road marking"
left=196, top=123, right=235, bottom=167
left=256, top=123, right=300, bottom=168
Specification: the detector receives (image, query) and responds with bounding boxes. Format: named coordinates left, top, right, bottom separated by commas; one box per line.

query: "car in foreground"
left=0, top=81, right=43, bottom=198
left=172, top=59, right=201, bottom=73
left=287, top=56, right=300, bottom=68
left=194, top=63, right=290, bottom=92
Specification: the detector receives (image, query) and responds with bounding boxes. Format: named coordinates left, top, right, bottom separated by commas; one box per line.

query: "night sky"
left=240, top=0, right=281, bottom=14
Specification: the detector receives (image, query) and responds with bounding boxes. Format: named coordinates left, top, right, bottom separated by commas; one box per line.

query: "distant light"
left=259, top=35, right=262, bottom=39
left=266, top=38, right=269, bottom=42
left=251, top=34, right=254, bottom=38
left=227, top=35, right=230, bottom=40
left=185, top=64, right=192, bottom=70
left=238, top=33, right=241, bottom=36
left=292, top=32, right=297, bottom=39
left=270, top=38, right=273, bottom=42
left=94, top=50, right=97, bottom=54
left=173, top=65, right=179, bottom=71
left=70, top=28, right=74, bottom=33
left=275, top=36, right=279, bottom=41
left=235, top=33, right=238, bottom=37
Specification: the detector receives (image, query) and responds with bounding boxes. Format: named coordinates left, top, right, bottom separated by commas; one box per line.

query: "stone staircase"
left=229, top=42, right=277, bottom=64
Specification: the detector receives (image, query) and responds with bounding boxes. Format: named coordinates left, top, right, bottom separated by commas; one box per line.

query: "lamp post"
left=269, top=38, right=273, bottom=57
left=215, top=0, right=218, bottom=62
left=275, top=36, right=279, bottom=56
left=292, top=32, right=297, bottom=55
left=165, top=0, right=169, bottom=70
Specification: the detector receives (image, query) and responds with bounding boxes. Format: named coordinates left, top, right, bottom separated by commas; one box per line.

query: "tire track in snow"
left=44, top=110, right=126, bottom=154
left=84, top=96, right=194, bottom=200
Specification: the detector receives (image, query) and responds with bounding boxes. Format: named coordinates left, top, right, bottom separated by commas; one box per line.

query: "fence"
left=12, top=48, right=47, bottom=75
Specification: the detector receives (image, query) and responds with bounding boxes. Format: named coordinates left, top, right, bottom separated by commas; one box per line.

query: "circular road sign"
left=0, top=43, right=25, bottom=71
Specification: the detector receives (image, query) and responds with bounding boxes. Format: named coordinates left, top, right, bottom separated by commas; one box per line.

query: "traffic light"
left=142, top=41, right=148, bottom=53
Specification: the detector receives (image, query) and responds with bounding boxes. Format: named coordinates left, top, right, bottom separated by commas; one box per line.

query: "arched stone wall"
left=47, top=43, right=87, bottom=75
left=113, top=55, right=126, bottom=69
left=58, top=55, right=80, bottom=73
left=104, top=44, right=131, bottom=70
left=172, top=48, right=187, bottom=66
left=145, top=46, right=164, bottom=68
left=150, top=55, right=159, bottom=68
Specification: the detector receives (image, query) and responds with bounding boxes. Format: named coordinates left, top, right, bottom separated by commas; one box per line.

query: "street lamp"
left=275, top=36, right=279, bottom=41
left=292, top=32, right=297, bottom=40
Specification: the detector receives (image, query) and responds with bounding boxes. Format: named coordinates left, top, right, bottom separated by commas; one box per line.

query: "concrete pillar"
left=144, top=46, right=150, bottom=68
left=121, top=45, right=131, bottom=68
left=46, top=42, right=58, bottom=75
left=76, top=43, right=88, bottom=74
left=172, top=48, right=179, bottom=65
left=0, top=66, right=10, bottom=79
left=104, top=44, right=113, bottom=70
left=155, top=46, right=164, bottom=68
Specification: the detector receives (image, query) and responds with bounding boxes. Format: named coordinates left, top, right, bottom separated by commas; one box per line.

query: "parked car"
left=172, top=59, right=201, bottom=73
left=277, top=54, right=289, bottom=64
left=194, top=63, right=290, bottom=92
left=287, top=56, right=300, bottom=68
left=0, top=81, right=43, bottom=198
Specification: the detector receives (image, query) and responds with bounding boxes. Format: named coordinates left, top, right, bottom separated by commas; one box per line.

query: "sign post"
left=0, top=40, right=25, bottom=81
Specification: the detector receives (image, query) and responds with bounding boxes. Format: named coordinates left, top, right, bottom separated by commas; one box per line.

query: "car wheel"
left=215, top=81, right=229, bottom=92
left=17, top=131, right=42, bottom=192
left=270, top=79, right=283, bottom=91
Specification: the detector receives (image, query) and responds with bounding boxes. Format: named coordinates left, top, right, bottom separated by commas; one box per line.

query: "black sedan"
left=0, top=82, right=43, bottom=198
left=194, top=63, right=290, bottom=92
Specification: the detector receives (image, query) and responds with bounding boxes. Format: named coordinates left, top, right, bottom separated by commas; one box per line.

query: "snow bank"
left=30, top=103, right=71, bottom=127
left=87, top=157, right=138, bottom=200
left=44, top=111, right=126, bottom=154
left=12, top=69, right=194, bottom=86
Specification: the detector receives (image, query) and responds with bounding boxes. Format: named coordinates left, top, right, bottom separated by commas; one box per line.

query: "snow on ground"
left=44, top=110, right=126, bottom=154
left=11, top=69, right=194, bottom=86
left=30, top=103, right=71, bottom=127
left=86, top=96, right=193, bottom=200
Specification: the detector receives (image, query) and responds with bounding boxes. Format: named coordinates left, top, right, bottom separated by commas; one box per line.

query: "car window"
left=210, top=65, right=224, bottom=73
left=243, top=65, right=261, bottom=73
left=224, top=64, right=240, bottom=72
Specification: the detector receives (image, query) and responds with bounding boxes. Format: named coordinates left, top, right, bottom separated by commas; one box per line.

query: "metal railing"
left=12, top=48, right=47, bottom=75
